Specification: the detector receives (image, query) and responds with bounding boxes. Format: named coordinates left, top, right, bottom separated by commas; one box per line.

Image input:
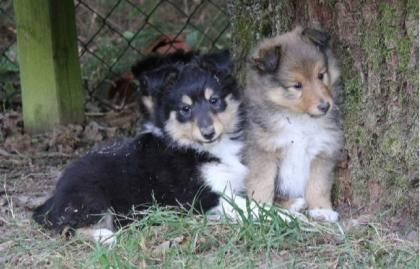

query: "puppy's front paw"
left=308, top=208, right=339, bottom=222
left=289, top=198, right=307, bottom=213
left=213, top=196, right=248, bottom=221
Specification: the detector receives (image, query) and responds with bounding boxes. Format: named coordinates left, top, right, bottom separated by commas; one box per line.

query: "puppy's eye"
left=209, top=96, right=220, bottom=106
left=179, top=105, right=191, bottom=115
left=293, top=82, right=303, bottom=89
left=318, top=73, right=324, bottom=80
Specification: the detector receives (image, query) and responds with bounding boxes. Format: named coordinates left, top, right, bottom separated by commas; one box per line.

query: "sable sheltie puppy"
left=33, top=51, right=249, bottom=245
left=243, top=27, right=344, bottom=222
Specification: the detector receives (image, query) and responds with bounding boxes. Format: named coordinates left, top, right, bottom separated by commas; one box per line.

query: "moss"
left=231, top=14, right=259, bottom=84
left=405, top=133, right=419, bottom=173
left=361, top=23, right=383, bottom=72
left=235, top=15, right=258, bottom=52
left=381, top=127, right=405, bottom=158
left=318, top=0, right=337, bottom=8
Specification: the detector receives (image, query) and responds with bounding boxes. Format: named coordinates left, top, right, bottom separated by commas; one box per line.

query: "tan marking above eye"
left=204, top=88, right=214, bottom=100
left=181, top=95, right=193, bottom=105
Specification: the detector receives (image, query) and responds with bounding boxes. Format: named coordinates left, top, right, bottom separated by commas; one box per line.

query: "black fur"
left=131, top=50, right=234, bottom=122
left=131, top=50, right=197, bottom=78
left=33, top=133, right=220, bottom=233
left=33, top=51, right=241, bottom=234
left=251, top=45, right=281, bottom=73
left=131, top=51, right=197, bottom=120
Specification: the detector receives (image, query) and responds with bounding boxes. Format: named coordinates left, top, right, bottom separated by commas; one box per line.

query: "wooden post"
left=14, top=0, right=84, bottom=133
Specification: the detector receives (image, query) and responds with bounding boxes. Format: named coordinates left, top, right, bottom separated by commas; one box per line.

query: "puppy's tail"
left=32, top=197, right=56, bottom=229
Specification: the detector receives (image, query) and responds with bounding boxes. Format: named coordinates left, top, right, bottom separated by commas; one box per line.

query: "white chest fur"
left=267, top=114, right=341, bottom=198
left=200, top=137, right=247, bottom=195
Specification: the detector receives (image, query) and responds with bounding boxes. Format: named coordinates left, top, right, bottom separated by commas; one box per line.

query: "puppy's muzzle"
left=200, top=126, right=216, bottom=140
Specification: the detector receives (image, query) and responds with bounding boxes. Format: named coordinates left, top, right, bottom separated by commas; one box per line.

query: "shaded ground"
left=0, top=109, right=418, bottom=268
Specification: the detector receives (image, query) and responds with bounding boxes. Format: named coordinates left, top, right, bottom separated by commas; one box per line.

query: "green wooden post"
left=14, top=0, right=84, bottom=133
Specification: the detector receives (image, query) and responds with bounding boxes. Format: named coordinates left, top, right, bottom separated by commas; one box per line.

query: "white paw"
left=289, top=198, right=307, bottom=213
left=92, top=228, right=116, bottom=246
left=214, top=196, right=249, bottom=220
left=255, top=203, right=292, bottom=223
left=308, top=208, right=339, bottom=222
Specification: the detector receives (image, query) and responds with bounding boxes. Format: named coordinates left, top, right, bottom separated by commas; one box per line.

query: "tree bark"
left=228, top=0, right=418, bottom=230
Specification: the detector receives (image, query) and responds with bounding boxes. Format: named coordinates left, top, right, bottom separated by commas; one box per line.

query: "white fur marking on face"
left=308, top=208, right=339, bottom=222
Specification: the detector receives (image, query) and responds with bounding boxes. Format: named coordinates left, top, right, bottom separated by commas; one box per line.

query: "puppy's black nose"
left=201, top=127, right=216, bottom=140
left=317, top=101, right=330, bottom=113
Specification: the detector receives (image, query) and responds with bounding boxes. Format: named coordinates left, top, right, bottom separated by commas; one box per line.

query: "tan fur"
left=305, top=156, right=335, bottom=209
left=215, top=94, right=241, bottom=134
left=141, top=96, right=153, bottom=115
left=204, top=88, right=214, bottom=100
left=165, top=111, right=195, bottom=146
left=277, top=198, right=305, bottom=210
left=244, top=143, right=279, bottom=203
left=181, top=95, right=193, bottom=105
left=244, top=27, right=343, bottom=221
left=255, top=48, right=335, bottom=117
left=209, top=115, right=224, bottom=138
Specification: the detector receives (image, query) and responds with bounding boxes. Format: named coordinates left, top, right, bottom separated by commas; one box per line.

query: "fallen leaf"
left=0, top=240, right=14, bottom=253
left=14, top=195, right=48, bottom=209
left=153, top=236, right=187, bottom=254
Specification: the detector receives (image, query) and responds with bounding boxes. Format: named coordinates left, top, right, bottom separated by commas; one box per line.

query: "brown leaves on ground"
left=1, top=110, right=23, bottom=138
left=0, top=104, right=140, bottom=157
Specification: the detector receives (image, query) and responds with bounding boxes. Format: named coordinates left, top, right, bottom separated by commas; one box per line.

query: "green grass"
left=2, top=203, right=418, bottom=268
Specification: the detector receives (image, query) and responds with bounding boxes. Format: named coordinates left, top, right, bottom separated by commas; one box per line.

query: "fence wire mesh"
left=0, top=1, right=19, bottom=110
left=0, top=0, right=231, bottom=111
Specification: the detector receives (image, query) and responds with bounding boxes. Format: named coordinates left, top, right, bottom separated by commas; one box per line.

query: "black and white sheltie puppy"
left=33, top=51, right=250, bottom=245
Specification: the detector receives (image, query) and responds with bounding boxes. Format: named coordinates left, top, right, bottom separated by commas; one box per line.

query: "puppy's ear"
left=251, top=45, right=281, bottom=73
left=302, top=27, right=330, bottom=50
left=198, top=50, right=233, bottom=75
left=138, top=66, right=179, bottom=97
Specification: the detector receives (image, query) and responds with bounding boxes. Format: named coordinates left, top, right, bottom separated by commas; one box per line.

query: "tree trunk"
left=228, top=0, right=418, bottom=230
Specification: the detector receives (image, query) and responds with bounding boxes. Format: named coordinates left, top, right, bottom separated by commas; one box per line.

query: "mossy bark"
left=228, top=0, right=419, bottom=230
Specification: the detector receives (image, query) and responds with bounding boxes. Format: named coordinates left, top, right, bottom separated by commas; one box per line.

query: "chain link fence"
left=0, top=0, right=230, bottom=111
left=0, top=1, right=19, bottom=110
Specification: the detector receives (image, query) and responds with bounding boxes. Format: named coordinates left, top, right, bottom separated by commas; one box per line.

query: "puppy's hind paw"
left=93, top=228, right=117, bottom=246
left=308, top=208, right=339, bottom=222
